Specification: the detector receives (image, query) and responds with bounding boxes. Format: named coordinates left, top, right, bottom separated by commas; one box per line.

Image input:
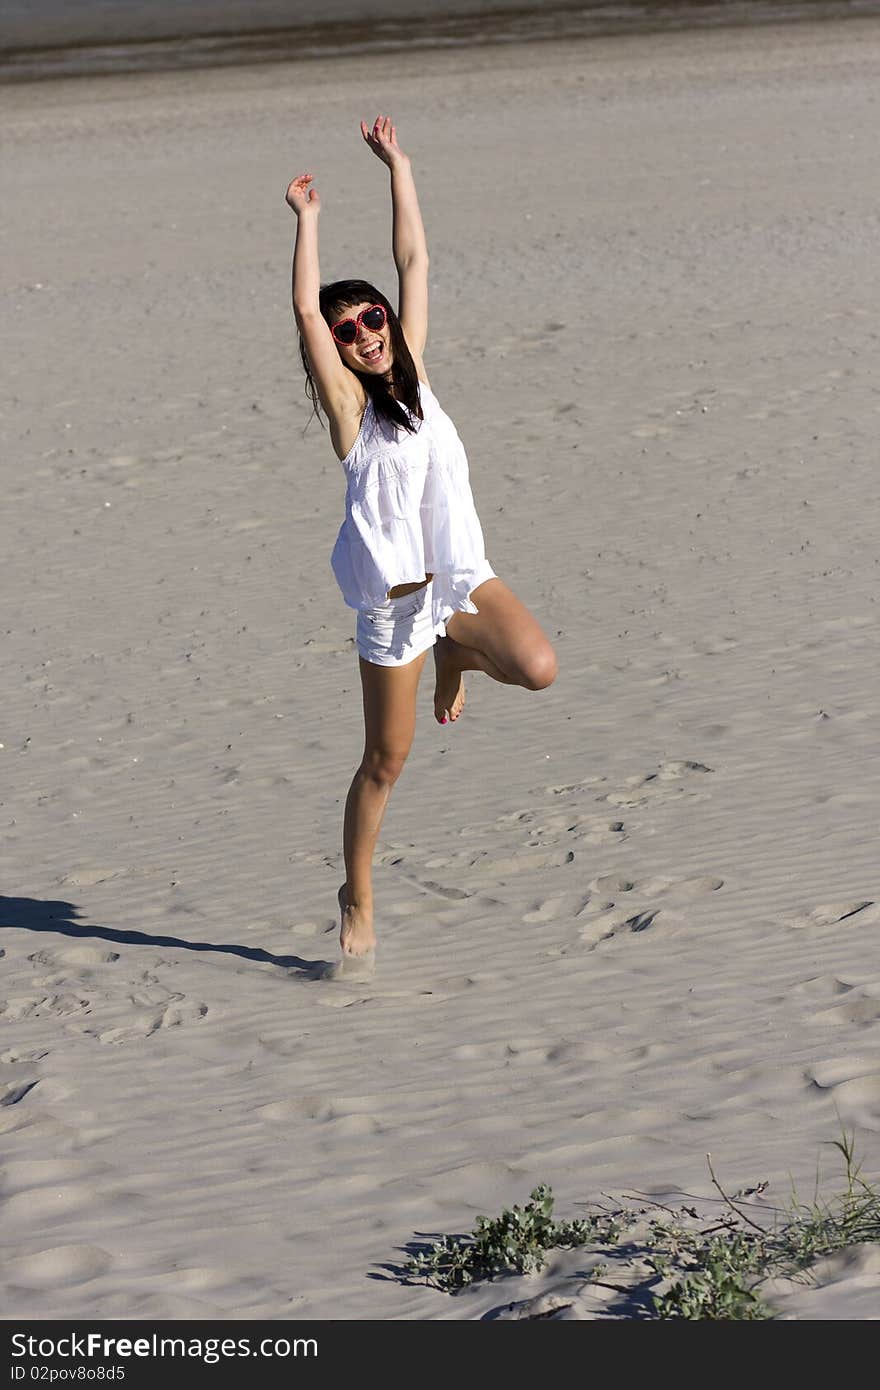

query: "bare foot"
left=337, top=883, right=376, bottom=958
left=320, top=884, right=377, bottom=981
left=433, top=635, right=467, bottom=725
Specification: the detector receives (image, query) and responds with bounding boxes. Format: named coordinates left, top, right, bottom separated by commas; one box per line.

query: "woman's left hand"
left=361, top=114, right=410, bottom=169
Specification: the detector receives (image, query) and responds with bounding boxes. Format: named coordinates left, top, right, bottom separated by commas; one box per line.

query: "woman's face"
left=330, top=301, right=393, bottom=376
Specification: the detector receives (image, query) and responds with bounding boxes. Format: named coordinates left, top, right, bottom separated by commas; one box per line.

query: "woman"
left=286, top=115, right=558, bottom=976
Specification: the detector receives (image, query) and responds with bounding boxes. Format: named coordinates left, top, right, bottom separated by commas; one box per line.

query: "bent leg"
left=340, top=650, right=427, bottom=957
left=433, top=577, right=558, bottom=722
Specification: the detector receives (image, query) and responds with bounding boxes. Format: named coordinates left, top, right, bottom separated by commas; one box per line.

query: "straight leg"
left=339, top=648, right=427, bottom=959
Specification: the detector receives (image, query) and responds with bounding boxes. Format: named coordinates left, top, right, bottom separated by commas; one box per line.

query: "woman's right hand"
left=285, top=172, right=320, bottom=216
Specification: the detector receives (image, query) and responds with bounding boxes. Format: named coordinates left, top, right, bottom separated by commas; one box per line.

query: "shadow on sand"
left=0, top=894, right=329, bottom=979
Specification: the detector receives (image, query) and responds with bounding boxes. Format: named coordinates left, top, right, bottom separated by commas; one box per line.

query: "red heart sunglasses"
left=330, top=304, right=387, bottom=346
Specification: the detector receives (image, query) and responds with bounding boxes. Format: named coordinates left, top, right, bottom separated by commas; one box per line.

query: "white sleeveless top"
left=330, top=380, right=489, bottom=631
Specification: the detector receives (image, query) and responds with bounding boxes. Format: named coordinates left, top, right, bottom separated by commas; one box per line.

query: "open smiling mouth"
left=361, top=342, right=384, bottom=362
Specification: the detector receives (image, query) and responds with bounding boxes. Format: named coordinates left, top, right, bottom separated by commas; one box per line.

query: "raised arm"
left=361, top=115, right=429, bottom=359
left=285, top=172, right=359, bottom=418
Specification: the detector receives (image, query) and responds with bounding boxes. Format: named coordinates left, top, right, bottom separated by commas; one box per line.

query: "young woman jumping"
left=286, top=114, right=558, bottom=976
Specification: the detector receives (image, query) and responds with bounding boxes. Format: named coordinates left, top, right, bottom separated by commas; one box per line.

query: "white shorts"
left=356, top=564, right=496, bottom=667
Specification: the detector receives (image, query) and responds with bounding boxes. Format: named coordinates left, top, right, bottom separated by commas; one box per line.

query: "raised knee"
left=361, top=750, right=408, bottom=787
left=522, top=647, right=558, bottom=691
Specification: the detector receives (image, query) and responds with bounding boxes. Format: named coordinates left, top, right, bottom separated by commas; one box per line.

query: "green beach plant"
left=779, top=1130, right=880, bottom=1266
left=401, top=1130, right=880, bottom=1318
left=647, top=1134, right=880, bottom=1318
left=405, top=1184, right=621, bottom=1291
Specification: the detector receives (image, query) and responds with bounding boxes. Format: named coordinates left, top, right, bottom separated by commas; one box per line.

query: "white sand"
left=2, top=18, right=880, bottom=1319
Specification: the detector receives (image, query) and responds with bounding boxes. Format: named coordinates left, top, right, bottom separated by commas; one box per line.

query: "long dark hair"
left=298, top=278, right=424, bottom=437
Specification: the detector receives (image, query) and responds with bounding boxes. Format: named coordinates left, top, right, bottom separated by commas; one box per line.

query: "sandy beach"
left=2, top=17, right=880, bottom=1319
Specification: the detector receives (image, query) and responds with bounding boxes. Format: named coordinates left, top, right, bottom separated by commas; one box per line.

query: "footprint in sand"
left=375, top=850, right=478, bottom=899
left=503, top=812, right=627, bottom=849
left=580, top=905, right=665, bottom=948
left=575, top=873, right=724, bottom=949
left=375, top=847, right=416, bottom=868
left=784, top=900, right=879, bottom=932
left=535, top=762, right=711, bottom=825
left=1, top=1079, right=40, bottom=1108
left=310, top=981, right=375, bottom=1008
left=1, top=1047, right=48, bottom=1065
left=792, top=975, right=855, bottom=1000
left=28, top=946, right=119, bottom=968
left=637, top=874, right=725, bottom=903
left=472, top=805, right=626, bottom=850
left=370, top=763, right=710, bottom=913
left=523, top=892, right=592, bottom=924
left=59, top=867, right=124, bottom=887
left=587, top=872, right=723, bottom=903
left=396, top=874, right=473, bottom=900
left=92, top=995, right=208, bottom=1046
left=807, top=1057, right=880, bottom=1128
left=7, top=948, right=122, bottom=1028
left=0, top=991, right=90, bottom=1022
left=540, top=774, right=609, bottom=798
left=597, top=760, right=714, bottom=809
left=492, top=808, right=540, bottom=826
left=0, top=997, right=40, bottom=1023
left=488, top=847, right=576, bottom=874
left=589, top=873, right=638, bottom=895
left=288, top=920, right=323, bottom=939
left=557, top=815, right=627, bottom=846
left=379, top=844, right=577, bottom=902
